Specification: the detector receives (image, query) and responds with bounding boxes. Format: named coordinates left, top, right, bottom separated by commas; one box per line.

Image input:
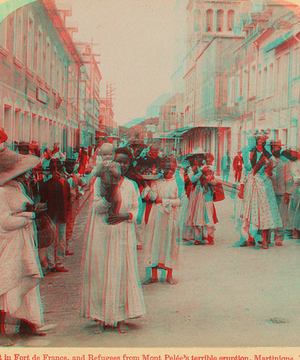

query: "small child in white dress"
left=143, top=158, right=180, bottom=285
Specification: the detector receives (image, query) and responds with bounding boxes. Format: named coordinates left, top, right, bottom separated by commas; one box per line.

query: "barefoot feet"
left=92, top=322, right=105, bottom=334
left=116, top=322, right=130, bottom=334
left=162, top=277, right=178, bottom=285
left=0, top=333, right=13, bottom=346
left=142, top=278, right=158, bottom=285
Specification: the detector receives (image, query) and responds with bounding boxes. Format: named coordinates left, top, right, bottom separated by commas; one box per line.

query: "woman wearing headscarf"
left=0, top=146, right=45, bottom=346
left=239, top=131, right=282, bottom=248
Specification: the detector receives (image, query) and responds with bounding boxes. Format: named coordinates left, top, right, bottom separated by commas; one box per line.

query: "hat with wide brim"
left=0, top=149, right=40, bottom=186
left=185, top=148, right=205, bottom=159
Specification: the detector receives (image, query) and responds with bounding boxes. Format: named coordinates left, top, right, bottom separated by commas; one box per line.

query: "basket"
left=36, top=214, right=56, bottom=249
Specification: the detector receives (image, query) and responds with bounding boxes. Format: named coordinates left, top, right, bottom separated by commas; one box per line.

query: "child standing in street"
left=143, top=158, right=180, bottom=285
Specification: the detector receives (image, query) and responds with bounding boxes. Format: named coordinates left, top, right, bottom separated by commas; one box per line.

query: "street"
left=11, top=190, right=300, bottom=348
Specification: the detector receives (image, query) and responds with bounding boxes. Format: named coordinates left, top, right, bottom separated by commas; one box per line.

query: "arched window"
left=206, top=9, right=213, bottom=32
left=216, top=10, right=224, bottom=32
left=227, top=10, right=234, bottom=31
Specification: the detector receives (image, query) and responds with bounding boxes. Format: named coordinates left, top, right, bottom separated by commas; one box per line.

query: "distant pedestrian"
left=52, top=143, right=65, bottom=160
left=41, top=148, right=52, bottom=170
left=78, top=148, right=88, bottom=176
left=221, top=151, right=231, bottom=182
left=233, top=151, right=243, bottom=182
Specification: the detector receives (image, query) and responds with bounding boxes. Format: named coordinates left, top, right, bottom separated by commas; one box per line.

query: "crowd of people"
left=1, top=126, right=300, bottom=345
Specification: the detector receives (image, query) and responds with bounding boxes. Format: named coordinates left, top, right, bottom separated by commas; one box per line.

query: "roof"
left=42, top=0, right=83, bottom=66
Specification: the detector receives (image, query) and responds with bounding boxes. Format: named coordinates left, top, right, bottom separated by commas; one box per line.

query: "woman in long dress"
left=0, top=148, right=44, bottom=346
left=81, top=147, right=145, bottom=334
left=240, top=135, right=282, bottom=248
left=183, top=154, right=206, bottom=244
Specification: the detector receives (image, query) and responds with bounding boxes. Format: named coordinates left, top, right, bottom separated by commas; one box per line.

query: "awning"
left=160, top=127, right=192, bottom=139
left=265, top=31, right=292, bottom=52
left=172, top=128, right=192, bottom=137
left=159, top=130, right=175, bottom=139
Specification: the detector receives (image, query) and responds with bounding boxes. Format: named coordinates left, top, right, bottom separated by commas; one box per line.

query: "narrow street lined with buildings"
left=2, top=0, right=300, bottom=351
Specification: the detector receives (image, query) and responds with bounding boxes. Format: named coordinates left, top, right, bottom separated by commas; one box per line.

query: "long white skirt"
left=82, top=211, right=145, bottom=326
left=144, top=204, right=179, bottom=269
left=0, top=224, right=43, bottom=326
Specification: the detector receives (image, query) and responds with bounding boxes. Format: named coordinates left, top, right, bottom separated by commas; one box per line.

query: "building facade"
left=157, top=0, right=300, bottom=174
left=0, top=0, right=102, bottom=155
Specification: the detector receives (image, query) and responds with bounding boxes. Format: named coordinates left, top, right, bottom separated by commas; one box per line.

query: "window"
left=227, top=10, right=234, bottom=31
left=37, top=27, right=43, bottom=77
left=263, top=67, right=267, bottom=95
left=283, top=53, right=289, bottom=86
left=216, top=10, right=224, bottom=32
left=206, top=9, right=213, bottom=32
left=52, top=49, right=57, bottom=90
left=62, top=63, right=66, bottom=96
left=0, top=12, right=8, bottom=50
left=269, top=63, right=274, bottom=93
left=14, top=7, right=23, bottom=60
left=258, top=70, right=262, bottom=97
left=57, top=58, right=61, bottom=94
left=194, top=9, right=200, bottom=32
left=223, top=73, right=228, bottom=103
left=236, top=68, right=243, bottom=99
left=243, top=69, right=248, bottom=98
left=27, top=14, right=34, bottom=70
left=228, top=76, right=235, bottom=107
left=293, top=47, right=299, bottom=78
left=45, top=38, right=51, bottom=84
left=250, top=66, right=256, bottom=97
left=276, top=58, right=280, bottom=89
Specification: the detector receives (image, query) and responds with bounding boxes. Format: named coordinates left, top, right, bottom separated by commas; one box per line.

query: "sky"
left=67, top=0, right=176, bottom=126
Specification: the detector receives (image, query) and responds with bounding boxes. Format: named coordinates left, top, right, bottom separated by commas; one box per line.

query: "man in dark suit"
left=39, top=159, right=69, bottom=272
left=233, top=151, right=243, bottom=182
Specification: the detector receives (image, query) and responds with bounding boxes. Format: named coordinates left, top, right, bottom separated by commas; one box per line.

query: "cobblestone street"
left=7, top=190, right=300, bottom=348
